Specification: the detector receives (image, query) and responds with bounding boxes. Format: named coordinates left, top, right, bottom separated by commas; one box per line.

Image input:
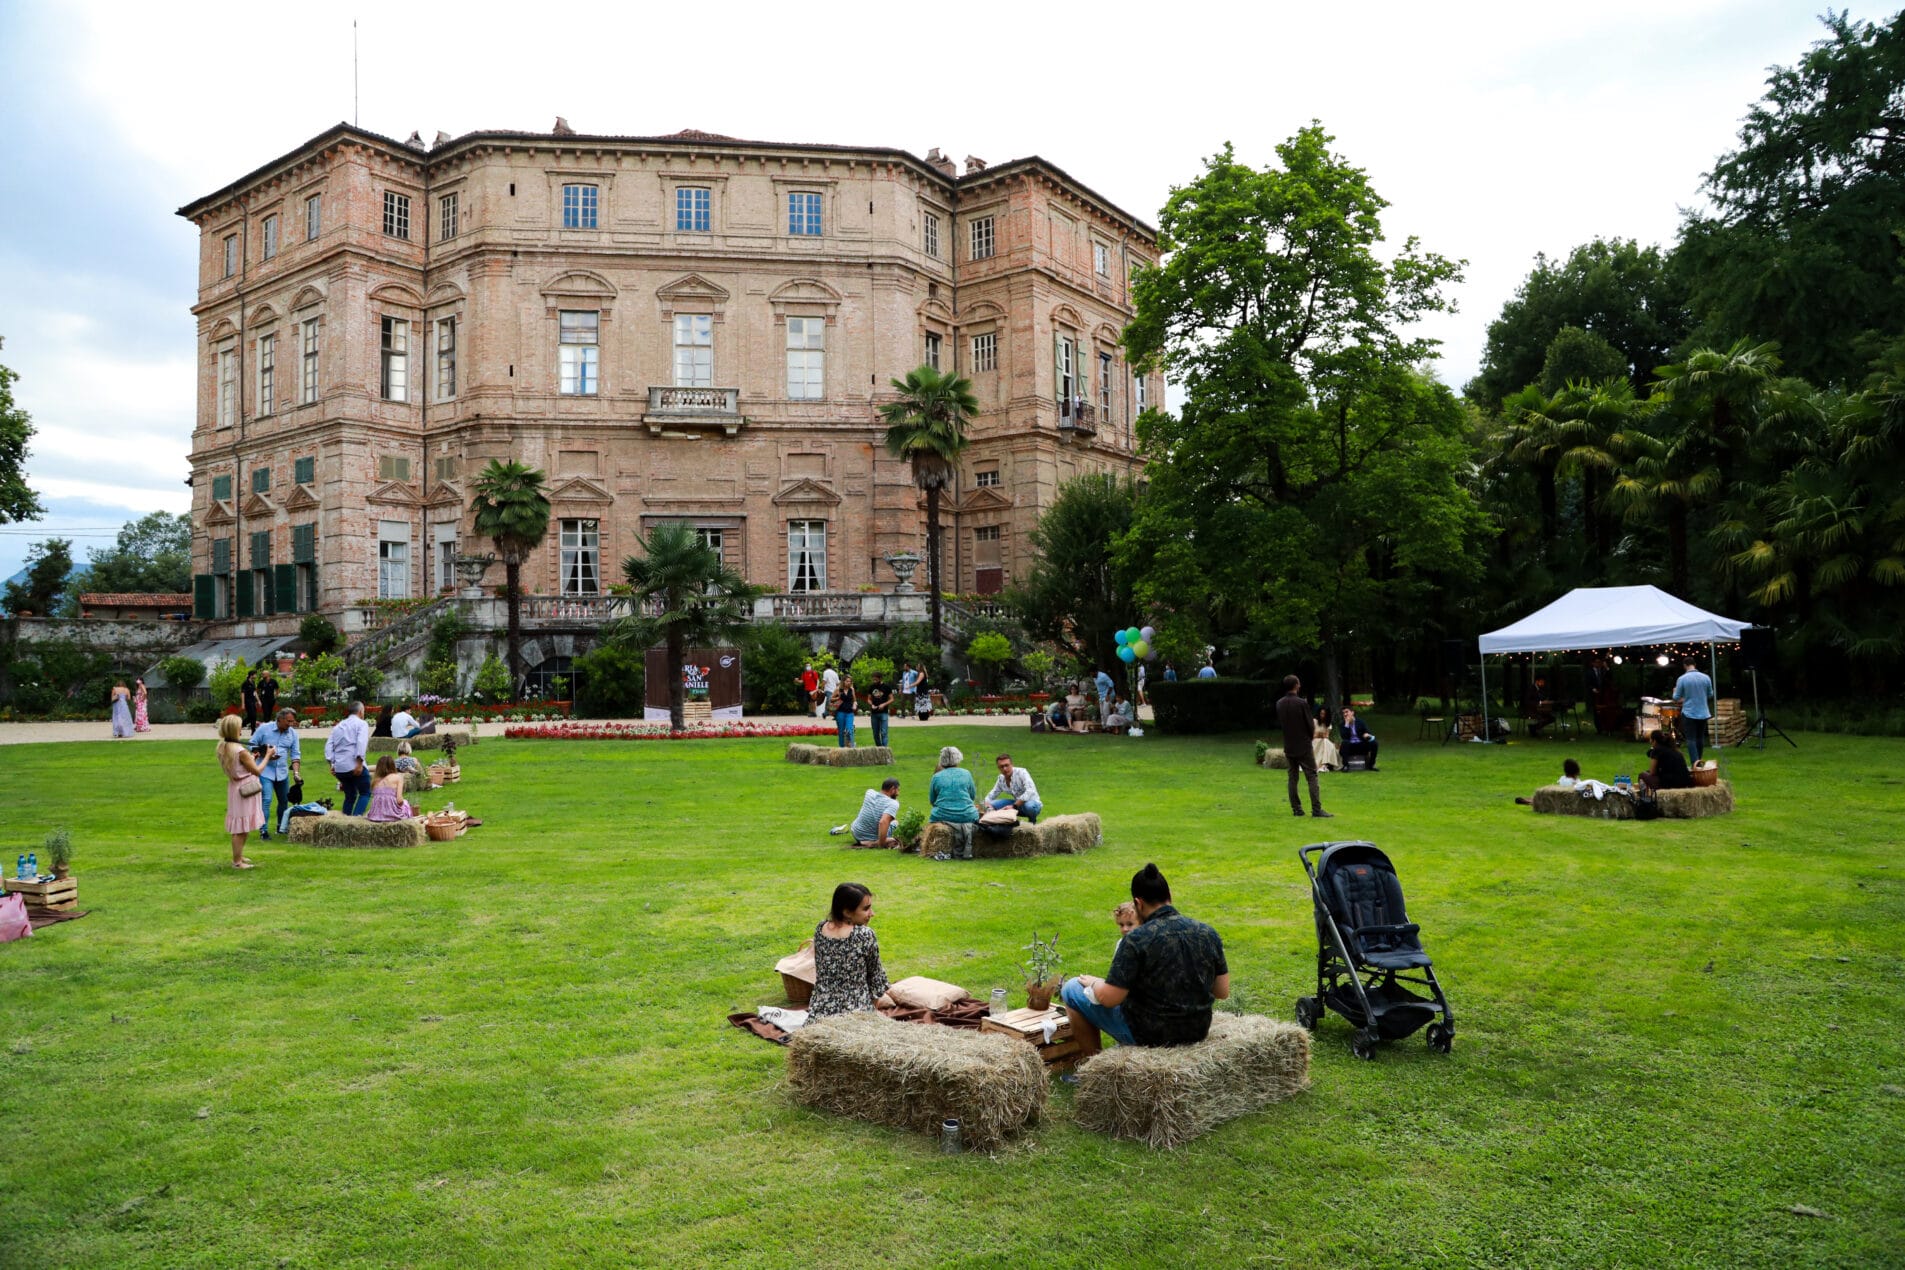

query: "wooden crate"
left=4, top=875, right=77, bottom=912
left=981, top=1006, right=1084, bottom=1070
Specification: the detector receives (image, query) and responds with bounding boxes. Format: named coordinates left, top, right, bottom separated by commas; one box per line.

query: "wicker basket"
left=781, top=973, right=813, bottom=1006
left=424, top=819, right=460, bottom=842
left=1691, top=761, right=1720, bottom=788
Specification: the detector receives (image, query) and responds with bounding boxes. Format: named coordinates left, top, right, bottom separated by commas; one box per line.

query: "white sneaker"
left=829, top=825, right=847, bottom=836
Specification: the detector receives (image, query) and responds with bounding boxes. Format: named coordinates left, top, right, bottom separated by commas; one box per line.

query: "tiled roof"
left=79, top=592, right=193, bottom=606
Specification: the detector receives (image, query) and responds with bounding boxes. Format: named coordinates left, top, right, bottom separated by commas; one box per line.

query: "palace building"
left=179, top=120, right=1157, bottom=666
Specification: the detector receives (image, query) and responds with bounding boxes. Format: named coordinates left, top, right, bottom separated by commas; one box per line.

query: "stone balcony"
left=1058, top=398, right=1096, bottom=440
left=645, top=386, right=744, bottom=436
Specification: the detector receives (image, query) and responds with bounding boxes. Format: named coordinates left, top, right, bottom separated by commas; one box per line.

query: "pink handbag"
left=0, top=893, right=31, bottom=943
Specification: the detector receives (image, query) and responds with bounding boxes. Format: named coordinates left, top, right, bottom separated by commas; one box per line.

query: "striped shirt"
left=850, top=789, right=899, bottom=841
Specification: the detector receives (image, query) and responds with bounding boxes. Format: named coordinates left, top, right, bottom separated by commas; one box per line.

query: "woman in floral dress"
left=807, top=883, right=889, bottom=1018
left=133, top=677, right=151, bottom=733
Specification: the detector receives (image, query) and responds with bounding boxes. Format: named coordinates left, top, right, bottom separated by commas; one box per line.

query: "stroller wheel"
left=1295, top=996, right=1320, bottom=1031
left=1350, top=1028, right=1379, bottom=1061
left=1427, top=1023, right=1454, bottom=1054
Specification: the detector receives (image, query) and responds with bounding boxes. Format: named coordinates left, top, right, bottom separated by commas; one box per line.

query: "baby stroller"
left=1297, top=841, right=1454, bottom=1060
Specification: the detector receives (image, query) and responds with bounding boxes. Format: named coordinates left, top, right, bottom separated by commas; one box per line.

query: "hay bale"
left=368, top=728, right=473, bottom=755
left=918, top=813, right=1101, bottom=860
left=785, top=1012, right=1046, bottom=1151
left=1262, top=750, right=1289, bottom=769
left=785, top=744, right=894, bottom=767
left=1073, top=1013, right=1311, bottom=1149
left=285, top=813, right=429, bottom=848
left=1659, top=780, right=1734, bottom=818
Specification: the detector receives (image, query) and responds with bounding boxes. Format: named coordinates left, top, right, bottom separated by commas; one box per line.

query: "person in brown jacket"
left=1277, top=676, right=1333, bottom=818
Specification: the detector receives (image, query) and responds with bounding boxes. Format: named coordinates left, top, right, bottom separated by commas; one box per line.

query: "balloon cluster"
left=1114, top=625, right=1157, bottom=664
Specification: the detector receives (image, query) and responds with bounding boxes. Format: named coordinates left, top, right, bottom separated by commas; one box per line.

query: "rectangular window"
left=974, top=524, right=1003, bottom=594
left=293, top=522, right=318, bottom=612
left=786, top=317, right=824, bottom=399
left=252, top=467, right=271, bottom=495
left=383, top=191, right=410, bottom=239
left=250, top=530, right=273, bottom=616
left=262, top=215, right=279, bottom=260
left=217, top=346, right=237, bottom=427
left=788, top=520, right=827, bottom=592
left=212, top=536, right=232, bottom=574
left=300, top=318, right=320, bottom=404
left=562, top=183, right=598, bottom=229
left=923, top=212, right=940, bottom=258
left=971, top=332, right=997, bottom=373
left=673, top=314, right=713, bottom=387
left=975, top=469, right=1000, bottom=487
left=676, top=186, right=710, bottom=232
left=1100, top=352, right=1114, bottom=424
left=222, top=235, right=236, bottom=278
left=294, top=456, right=315, bottom=486
left=381, top=316, right=409, bottom=401
left=436, top=527, right=458, bottom=592
left=1093, top=241, right=1110, bottom=277
left=558, top=310, right=599, bottom=395
left=435, top=317, right=457, bottom=400
left=439, top=192, right=458, bottom=241
left=212, top=537, right=233, bottom=618
left=970, top=216, right=994, bottom=260
left=924, top=332, right=942, bottom=372
left=377, top=455, right=412, bottom=483
left=1135, top=372, right=1148, bottom=413
left=305, top=193, right=321, bottom=241
left=434, top=456, right=457, bottom=481
left=1055, top=335, right=1075, bottom=404
left=211, top=474, right=233, bottom=502
left=559, top=519, right=600, bottom=595
left=788, top=191, right=822, bottom=236
left=694, top=527, right=723, bottom=556
left=257, top=333, right=275, bottom=415
left=378, top=539, right=409, bottom=599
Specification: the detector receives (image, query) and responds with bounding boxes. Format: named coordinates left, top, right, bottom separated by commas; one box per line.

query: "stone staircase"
left=343, top=597, right=456, bottom=670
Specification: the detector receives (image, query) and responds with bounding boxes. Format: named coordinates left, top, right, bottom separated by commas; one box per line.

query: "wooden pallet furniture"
left=5, top=875, right=77, bottom=913
left=980, top=1006, right=1085, bottom=1071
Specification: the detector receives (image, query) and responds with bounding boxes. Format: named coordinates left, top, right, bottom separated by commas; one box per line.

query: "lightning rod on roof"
left=353, top=19, right=359, bottom=127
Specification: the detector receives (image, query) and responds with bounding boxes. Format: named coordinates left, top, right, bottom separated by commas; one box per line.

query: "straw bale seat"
left=785, top=1012, right=1046, bottom=1151
left=785, top=744, right=894, bottom=767
left=1072, top=1013, right=1311, bottom=1149
left=285, top=813, right=429, bottom=848
left=368, top=728, right=473, bottom=755
left=919, top=813, right=1101, bottom=860
left=1531, top=780, right=1734, bottom=820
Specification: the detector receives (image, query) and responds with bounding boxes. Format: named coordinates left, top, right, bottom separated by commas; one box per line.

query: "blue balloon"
left=1114, top=629, right=1129, bottom=645
left=1117, top=645, right=1137, bottom=663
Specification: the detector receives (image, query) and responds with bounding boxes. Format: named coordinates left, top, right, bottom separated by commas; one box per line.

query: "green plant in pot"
left=44, top=828, right=72, bottom=880
left=893, top=807, right=926, bottom=853
left=1022, top=929, right=1063, bottom=1011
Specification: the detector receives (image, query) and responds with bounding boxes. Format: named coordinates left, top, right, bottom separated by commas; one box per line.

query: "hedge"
left=1147, top=679, right=1279, bottom=734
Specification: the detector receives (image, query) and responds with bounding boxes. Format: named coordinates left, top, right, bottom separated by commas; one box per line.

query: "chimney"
left=923, top=147, right=957, bottom=179
left=433, top=130, right=453, bottom=149
left=552, top=116, right=576, bottom=136
left=964, top=155, right=987, bottom=174
left=403, top=130, right=426, bottom=151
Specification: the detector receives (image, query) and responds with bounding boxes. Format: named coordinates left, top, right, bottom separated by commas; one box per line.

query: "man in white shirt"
left=820, top=665, right=841, bottom=718
left=390, top=705, right=420, bottom=738
left=986, top=753, right=1042, bottom=822
left=831, top=778, right=901, bottom=847
left=324, top=701, right=373, bottom=816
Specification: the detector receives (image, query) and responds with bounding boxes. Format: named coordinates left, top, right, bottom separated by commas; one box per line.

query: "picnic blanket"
left=728, top=996, right=992, bottom=1046
left=27, top=908, right=88, bottom=932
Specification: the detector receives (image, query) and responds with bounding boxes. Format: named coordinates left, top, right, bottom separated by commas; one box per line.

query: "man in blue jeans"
left=249, top=707, right=303, bottom=838
left=985, top=753, right=1042, bottom=822
left=325, top=700, right=373, bottom=816
left=864, top=672, right=893, bottom=748
left=1671, top=657, right=1717, bottom=763
left=1060, top=862, right=1230, bottom=1060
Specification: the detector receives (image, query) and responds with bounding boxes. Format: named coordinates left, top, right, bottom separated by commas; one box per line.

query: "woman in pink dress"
left=133, top=677, right=151, bottom=733
left=363, top=756, right=415, bottom=822
left=216, top=714, right=266, bottom=868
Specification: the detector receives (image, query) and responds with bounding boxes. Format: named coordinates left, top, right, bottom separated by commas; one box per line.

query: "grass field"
left=1, top=721, right=1901, bottom=1268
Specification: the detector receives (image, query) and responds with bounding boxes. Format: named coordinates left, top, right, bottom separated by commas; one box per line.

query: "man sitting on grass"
left=831, top=778, right=902, bottom=848
left=1060, top=863, right=1230, bottom=1059
left=985, top=753, right=1042, bottom=822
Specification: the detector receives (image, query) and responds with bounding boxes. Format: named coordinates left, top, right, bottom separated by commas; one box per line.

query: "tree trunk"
left=505, top=558, right=523, bottom=695
left=926, top=484, right=943, bottom=659
left=1322, top=641, right=1344, bottom=730
left=667, top=621, right=686, bottom=732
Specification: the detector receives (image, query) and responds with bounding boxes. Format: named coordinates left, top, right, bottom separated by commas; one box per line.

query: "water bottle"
left=14, top=854, right=23, bottom=881
left=939, top=1118, right=963, bottom=1155
left=26, top=852, right=37, bottom=881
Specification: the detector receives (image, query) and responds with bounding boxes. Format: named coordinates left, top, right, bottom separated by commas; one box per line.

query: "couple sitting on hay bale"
left=925, top=747, right=1042, bottom=861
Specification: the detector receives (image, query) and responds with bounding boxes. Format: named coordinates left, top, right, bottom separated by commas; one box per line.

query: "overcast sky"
left=0, top=0, right=1841, bottom=580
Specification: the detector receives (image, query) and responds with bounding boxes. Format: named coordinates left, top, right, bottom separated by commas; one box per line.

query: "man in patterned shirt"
left=1060, top=863, right=1230, bottom=1054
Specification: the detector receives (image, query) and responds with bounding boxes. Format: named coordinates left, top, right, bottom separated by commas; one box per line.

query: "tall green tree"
left=1123, top=128, right=1482, bottom=716
left=68, top=511, right=192, bottom=603
left=1676, top=11, right=1905, bottom=386
left=1011, top=473, right=1140, bottom=677
left=879, top=364, right=977, bottom=656
left=3, top=538, right=73, bottom=616
left=469, top=460, right=551, bottom=691
left=0, top=341, right=45, bottom=525
left=609, top=522, right=756, bottom=730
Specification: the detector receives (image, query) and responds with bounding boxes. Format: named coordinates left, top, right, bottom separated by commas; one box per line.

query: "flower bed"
left=504, top=721, right=836, bottom=741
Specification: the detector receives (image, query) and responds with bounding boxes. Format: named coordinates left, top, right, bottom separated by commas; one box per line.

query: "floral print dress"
left=806, top=922, right=890, bottom=1018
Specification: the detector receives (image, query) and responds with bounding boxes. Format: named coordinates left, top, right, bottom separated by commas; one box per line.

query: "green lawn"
left=1, top=722, right=1900, bottom=1268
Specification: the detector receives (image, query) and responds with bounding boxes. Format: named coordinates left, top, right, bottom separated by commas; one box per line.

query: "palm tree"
left=879, top=365, right=978, bottom=653
left=469, top=460, right=552, bottom=692
left=610, top=522, right=756, bottom=731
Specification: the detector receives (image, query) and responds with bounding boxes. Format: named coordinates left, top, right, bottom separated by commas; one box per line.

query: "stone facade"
left=179, top=124, right=1157, bottom=651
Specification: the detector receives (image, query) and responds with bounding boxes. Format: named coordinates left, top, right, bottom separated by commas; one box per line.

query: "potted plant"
left=894, top=808, right=926, bottom=853
left=1022, top=929, right=1063, bottom=1011
left=44, top=828, right=72, bottom=880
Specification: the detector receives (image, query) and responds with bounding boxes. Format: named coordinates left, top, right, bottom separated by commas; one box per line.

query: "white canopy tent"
left=1475, top=586, right=1749, bottom=740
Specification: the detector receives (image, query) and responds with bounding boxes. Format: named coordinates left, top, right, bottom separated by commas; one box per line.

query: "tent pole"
left=1479, top=650, right=1489, bottom=744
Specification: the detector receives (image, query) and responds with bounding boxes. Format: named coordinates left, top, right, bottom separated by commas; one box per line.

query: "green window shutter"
left=1053, top=331, right=1063, bottom=402
left=303, top=565, right=319, bottom=613
left=294, top=456, right=315, bottom=485
left=249, top=530, right=271, bottom=569
left=252, top=468, right=271, bottom=494
left=211, top=474, right=232, bottom=501
left=193, top=574, right=215, bottom=619
left=293, top=523, right=316, bottom=563
left=212, top=537, right=232, bottom=574
left=236, top=569, right=254, bottom=617
left=275, top=564, right=298, bottom=614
